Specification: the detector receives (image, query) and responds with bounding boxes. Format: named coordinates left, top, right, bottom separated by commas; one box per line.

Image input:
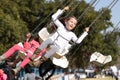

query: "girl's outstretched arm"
left=75, top=27, right=89, bottom=44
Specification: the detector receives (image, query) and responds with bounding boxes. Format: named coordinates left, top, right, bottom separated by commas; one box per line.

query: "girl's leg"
left=0, top=44, right=25, bottom=61
left=44, top=45, right=59, bottom=58
left=33, top=45, right=59, bottom=67
left=20, top=53, right=33, bottom=68
left=12, top=52, right=32, bottom=75
left=30, top=38, right=53, bottom=61
left=39, top=38, right=53, bottom=50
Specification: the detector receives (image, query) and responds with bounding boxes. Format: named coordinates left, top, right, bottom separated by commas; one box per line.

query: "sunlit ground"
left=81, top=77, right=115, bottom=80
left=50, top=74, right=116, bottom=80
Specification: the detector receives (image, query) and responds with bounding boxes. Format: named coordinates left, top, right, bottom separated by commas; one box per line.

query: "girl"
left=30, top=6, right=89, bottom=67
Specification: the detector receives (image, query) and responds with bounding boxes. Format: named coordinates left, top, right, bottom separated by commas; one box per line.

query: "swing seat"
left=52, top=56, right=69, bottom=68
left=90, top=52, right=112, bottom=66
left=51, top=43, right=71, bottom=68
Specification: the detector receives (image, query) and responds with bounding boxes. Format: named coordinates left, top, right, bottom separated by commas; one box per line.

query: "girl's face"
left=65, top=17, right=77, bottom=31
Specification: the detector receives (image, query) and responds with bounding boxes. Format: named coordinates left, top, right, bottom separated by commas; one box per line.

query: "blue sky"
left=85, top=0, right=120, bottom=30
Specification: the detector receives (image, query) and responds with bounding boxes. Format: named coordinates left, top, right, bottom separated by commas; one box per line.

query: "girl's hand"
left=26, top=33, right=31, bottom=38
left=63, top=6, right=69, bottom=11
left=85, top=27, right=89, bottom=32
left=25, top=33, right=31, bottom=42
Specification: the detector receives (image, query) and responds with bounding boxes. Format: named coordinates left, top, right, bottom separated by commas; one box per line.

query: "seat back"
left=38, top=27, right=50, bottom=42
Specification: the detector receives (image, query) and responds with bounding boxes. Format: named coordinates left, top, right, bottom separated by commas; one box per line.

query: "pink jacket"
left=23, top=39, right=40, bottom=54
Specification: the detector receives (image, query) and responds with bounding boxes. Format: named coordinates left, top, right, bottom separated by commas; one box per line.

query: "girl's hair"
left=65, top=16, right=77, bottom=22
left=59, top=16, right=78, bottom=26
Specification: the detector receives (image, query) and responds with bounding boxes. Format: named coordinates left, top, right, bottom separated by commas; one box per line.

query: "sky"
left=85, top=0, right=120, bottom=31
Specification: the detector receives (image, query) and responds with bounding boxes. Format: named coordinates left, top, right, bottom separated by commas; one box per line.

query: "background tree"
left=0, top=0, right=28, bottom=53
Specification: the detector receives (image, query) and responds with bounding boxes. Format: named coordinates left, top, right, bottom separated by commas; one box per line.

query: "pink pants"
left=4, top=40, right=40, bottom=68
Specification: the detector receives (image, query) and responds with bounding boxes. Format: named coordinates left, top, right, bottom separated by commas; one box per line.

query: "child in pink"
left=0, top=33, right=46, bottom=74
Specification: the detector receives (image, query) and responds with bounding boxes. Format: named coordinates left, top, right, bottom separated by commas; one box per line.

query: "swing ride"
left=18, top=0, right=119, bottom=69
left=0, top=1, right=119, bottom=78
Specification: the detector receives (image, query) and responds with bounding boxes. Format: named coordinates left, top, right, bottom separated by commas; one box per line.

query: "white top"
left=110, top=65, right=118, bottom=76
left=50, top=9, right=88, bottom=53
left=24, top=73, right=36, bottom=80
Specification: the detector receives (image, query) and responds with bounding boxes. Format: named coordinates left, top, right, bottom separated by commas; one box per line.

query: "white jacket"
left=51, top=9, right=88, bottom=53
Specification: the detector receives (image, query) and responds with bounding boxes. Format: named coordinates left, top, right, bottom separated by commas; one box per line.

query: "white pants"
left=39, top=38, right=60, bottom=58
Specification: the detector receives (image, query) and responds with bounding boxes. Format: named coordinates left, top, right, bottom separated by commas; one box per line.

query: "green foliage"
left=0, top=0, right=28, bottom=53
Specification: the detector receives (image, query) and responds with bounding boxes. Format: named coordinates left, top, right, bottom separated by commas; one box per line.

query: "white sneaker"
left=34, top=56, right=41, bottom=61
